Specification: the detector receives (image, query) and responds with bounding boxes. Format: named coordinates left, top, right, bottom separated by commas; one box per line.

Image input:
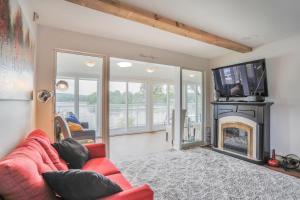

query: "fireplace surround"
left=211, top=101, right=273, bottom=164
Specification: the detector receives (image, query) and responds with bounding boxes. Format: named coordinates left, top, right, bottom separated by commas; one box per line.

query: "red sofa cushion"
left=82, top=157, right=120, bottom=176
left=28, top=129, right=68, bottom=170
left=0, top=148, right=56, bottom=200
left=85, top=143, right=106, bottom=158
left=14, top=137, right=58, bottom=171
left=106, top=173, right=132, bottom=190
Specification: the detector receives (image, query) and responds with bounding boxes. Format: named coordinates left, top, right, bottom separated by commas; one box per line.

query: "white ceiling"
left=27, top=0, right=300, bottom=59
left=57, top=52, right=102, bottom=77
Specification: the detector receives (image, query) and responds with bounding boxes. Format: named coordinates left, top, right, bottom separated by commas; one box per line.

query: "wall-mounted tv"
left=212, top=59, right=268, bottom=98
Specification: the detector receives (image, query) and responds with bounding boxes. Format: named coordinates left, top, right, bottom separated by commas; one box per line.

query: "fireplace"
left=223, top=126, right=249, bottom=156
left=220, top=122, right=254, bottom=159
left=211, top=101, right=273, bottom=164
left=217, top=116, right=257, bottom=160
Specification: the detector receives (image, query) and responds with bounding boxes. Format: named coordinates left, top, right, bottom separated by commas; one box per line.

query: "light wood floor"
left=108, top=131, right=173, bottom=161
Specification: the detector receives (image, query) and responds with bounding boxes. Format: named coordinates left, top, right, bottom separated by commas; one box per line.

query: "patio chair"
left=54, top=115, right=96, bottom=143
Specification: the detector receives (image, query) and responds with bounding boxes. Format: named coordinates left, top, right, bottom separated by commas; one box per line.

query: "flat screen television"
left=212, top=59, right=268, bottom=98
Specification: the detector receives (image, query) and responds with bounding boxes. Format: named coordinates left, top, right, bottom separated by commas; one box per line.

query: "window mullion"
left=147, top=81, right=152, bottom=132
left=75, top=77, right=79, bottom=118
left=126, top=82, right=129, bottom=132
left=196, top=84, right=199, bottom=123
left=167, top=84, right=170, bottom=125
left=97, top=79, right=101, bottom=136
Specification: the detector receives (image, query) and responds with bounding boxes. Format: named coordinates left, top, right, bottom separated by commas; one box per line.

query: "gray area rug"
left=113, top=148, right=300, bottom=200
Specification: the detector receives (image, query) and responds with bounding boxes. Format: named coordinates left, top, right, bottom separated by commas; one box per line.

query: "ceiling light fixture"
left=189, top=74, right=195, bottom=78
left=117, top=62, right=132, bottom=68
left=146, top=68, right=155, bottom=73
left=85, top=61, right=96, bottom=68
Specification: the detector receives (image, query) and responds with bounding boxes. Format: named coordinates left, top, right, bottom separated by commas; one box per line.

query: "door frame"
left=53, top=49, right=110, bottom=155
left=53, top=49, right=206, bottom=156
left=181, top=68, right=205, bottom=149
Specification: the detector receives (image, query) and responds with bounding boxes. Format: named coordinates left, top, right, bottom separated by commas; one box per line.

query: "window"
left=55, top=78, right=100, bottom=136
left=168, top=85, right=175, bottom=124
left=79, top=79, right=98, bottom=130
left=110, top=81, right=147, bottom=133
left=56, top=52, right=103, bottom=142
left=196, top=84, right=202, bottom=123
left=128, top=82, right=146, bottom=128
left=56, top=78, right=75, bottom=115
left=184, top=83, right=202, bottom=124
left=182, top=69, right=203, bottom=143
left=109, top=81, right=127, bottom=130
left=152, top=84, right=168, bottom=126
left=187, top=84, right=197, bottom=122
left=152, top=83, right=174, bottom=127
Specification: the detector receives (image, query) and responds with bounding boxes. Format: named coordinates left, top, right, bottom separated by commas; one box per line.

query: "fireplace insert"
left=223, top=127, right=248, bottom=156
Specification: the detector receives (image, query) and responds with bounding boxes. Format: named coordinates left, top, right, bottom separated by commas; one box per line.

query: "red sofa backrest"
left=0, top=129, right=67, bottom=200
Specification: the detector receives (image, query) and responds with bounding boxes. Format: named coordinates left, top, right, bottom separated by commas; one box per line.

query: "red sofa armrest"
left=101, top=184, right=153, bottom=200
left=85, top=143, right=106, bottom=158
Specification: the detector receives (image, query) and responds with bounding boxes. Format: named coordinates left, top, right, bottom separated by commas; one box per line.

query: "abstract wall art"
left=0, top=0, right=35, bottom=100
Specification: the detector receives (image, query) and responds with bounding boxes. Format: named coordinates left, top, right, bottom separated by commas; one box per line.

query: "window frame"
left=56, top=76, right=101, bottom=134
left=109, top=77, right=176, bottom=134
left=109, top=81, right=127, bottom=132
left=127, top=81, right=147, bottom=130
left=54, top=51, right=207, bottom=154
left=183, top=81, right=203, bottom=124
left=109, top=79, right=148, bottom=135
left=78, top=78, right=100, bottom=133
left=151, top=82, right=175, bottom=130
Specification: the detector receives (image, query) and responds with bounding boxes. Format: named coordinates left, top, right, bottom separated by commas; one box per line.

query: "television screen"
left=212, top=59, right=268, bottom=97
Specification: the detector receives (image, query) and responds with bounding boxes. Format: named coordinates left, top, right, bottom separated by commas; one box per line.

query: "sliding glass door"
left=152, top=83, right=174, bottom=129
left=109, top=81, right=127, bottom=132
left=109, top=81, right=147, bottom=134
left=109, top=57, right=179, bottom=160
left=182, top=69, right=204, bottom=145
left=55, top=51, right=103, bottom=144
left=128, top=82, right=147, bottom=129
left=54, top=51, right=205, bottom=156
left=78, top=79, right=99, bottom=132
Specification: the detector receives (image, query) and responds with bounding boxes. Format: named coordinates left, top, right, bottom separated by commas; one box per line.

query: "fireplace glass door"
left=223, top=128, right=248, bottom=155
left=221, top=122, right=253, bottom=158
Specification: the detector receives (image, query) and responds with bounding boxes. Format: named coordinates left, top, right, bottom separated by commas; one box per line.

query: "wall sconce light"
left=56, top=80, right=69, bottom=91
left=37, top=81, right=69, bottom=103
left=37, top=90, right=53, bottom=103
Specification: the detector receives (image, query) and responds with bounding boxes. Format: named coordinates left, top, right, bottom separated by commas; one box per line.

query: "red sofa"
left=0, top=129, right=153, bottom=200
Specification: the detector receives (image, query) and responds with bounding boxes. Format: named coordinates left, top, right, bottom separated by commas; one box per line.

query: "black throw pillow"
left=43, top=170, right=122, bottom=200
left=52, top=138, right=89, bottom=169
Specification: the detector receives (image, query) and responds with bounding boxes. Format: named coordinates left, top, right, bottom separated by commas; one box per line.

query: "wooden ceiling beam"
left=65, top=0, right=252, bottom=53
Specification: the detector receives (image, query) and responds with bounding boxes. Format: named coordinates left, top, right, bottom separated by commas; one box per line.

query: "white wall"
left=209, top=34, right=300, bottom=156
left=36, top=25, right=209, bottom=141
left=0, top=0, right=37, bottom=158
left=0, top=101, right=35, bottom=157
